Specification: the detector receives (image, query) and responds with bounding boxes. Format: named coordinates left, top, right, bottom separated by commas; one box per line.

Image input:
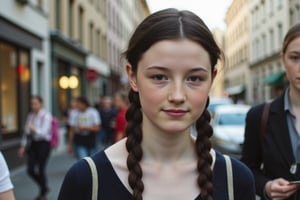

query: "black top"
left=58, top=150, right=255, bottom=200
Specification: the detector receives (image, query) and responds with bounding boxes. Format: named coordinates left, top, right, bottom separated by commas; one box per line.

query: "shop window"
left=57, top=61, right=81, bottom=119
left=0, top=43, right=17, bottom=135
left=0, top=42, right=30, bottom=137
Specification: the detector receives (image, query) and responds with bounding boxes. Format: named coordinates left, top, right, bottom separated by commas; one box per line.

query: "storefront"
left=263, top=71, right=287, bottom=98
left=0, top=16, right=42, bottom=145
left=225, top=84, right=246, bottom=104
left=0, top=41, right=30, bottom=141
left=86, top=55, right=110, bottom=105
left=50, top=31, right=87, bottom=119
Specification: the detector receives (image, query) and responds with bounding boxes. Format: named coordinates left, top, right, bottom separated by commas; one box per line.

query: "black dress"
left=58, top=150, right=255, bottom=200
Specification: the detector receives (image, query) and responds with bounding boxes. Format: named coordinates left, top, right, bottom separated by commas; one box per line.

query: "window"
left=278, top=23, right=283, bottom=47
left=269, top=29, right=274, bottom=53
left=290, top=9, right=294, bottom=26
left=69, top=0, right=74, bottom=38
left=55, top=0, right=61, bottom=30
left=278, top=0, right=282, bottom=9
left=37, top=61, right=44, bottom=97
left=297, top=6, right=300, bottom=22
left=269, top=0, right=274, bottom=16
left=96, top=30, right=100, bottom=58
left=78, top=6, right=84, bottom=44
left=38, top=0, right=43, bottom=9
left=262, top=34, right=266, bottom=57
left=0, top=42, right=30, bottom=137
left=0, top=43, right=18, bottom=135
left=89, top=22, right=94, bottom=53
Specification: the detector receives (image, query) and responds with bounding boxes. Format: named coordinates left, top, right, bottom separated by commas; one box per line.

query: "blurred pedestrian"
left=62, top=99, right=77, bottom=144
left=18, top=95, right=52, bottom=200
left=0, top=151, right=15, bottom=200
left=97, top=96, right=117, bottom=149
left=242, top=23, right=300, bottom=200
left=58, top=8, right=255, bottom=200
left=67, top=97, right=101, bottom=160
left=114, top=91, right=128, bottom=142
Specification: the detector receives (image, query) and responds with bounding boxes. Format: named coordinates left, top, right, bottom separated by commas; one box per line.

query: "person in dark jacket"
left=242, top=23, right=300, bottom=200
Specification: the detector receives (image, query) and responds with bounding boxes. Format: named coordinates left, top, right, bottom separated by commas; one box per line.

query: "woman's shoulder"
left=58, top=151, right=110, bottom=199
left=68, top=151, right=110, bottom=174
left=214, top=152, right=255, bottom=199
left=215, top=152, right=254, bottom=183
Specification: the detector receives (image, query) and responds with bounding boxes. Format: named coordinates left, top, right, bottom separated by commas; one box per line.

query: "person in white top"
left=67, top=97, right=101, bottom=160
left=18, top=96, right=52, bottom=200
left=0, top=151, right=15, bottom=200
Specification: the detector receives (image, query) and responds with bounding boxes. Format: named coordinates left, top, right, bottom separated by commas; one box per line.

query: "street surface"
left=11, top=151, right=76, bottom=200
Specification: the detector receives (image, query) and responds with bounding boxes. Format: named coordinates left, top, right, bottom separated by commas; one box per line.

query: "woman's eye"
left=290, top=55, right=300, bottom=61
left=187, top=76, right=202, bottom=82
left=151, top=74, right=168, bottom=81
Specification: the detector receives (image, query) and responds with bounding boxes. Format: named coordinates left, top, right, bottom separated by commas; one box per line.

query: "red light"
left=18, top=64, right=26, bottom=74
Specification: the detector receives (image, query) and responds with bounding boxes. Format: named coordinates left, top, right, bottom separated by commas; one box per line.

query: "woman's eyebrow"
left=145, top=66, right=209, bottom=72
left=189, top=66, right=209, bottom=72
left=145, top=66, right=168, bottom=71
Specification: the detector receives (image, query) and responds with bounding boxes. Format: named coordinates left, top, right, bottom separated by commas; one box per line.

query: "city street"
left=11, top=151, right=76, bottom=200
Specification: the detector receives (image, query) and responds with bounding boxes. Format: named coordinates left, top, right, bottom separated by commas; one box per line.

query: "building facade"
left=224, top=0, right=250, bottom=104
left=0, top=0, right=50, bottom=167
left=107, top=0, right=149, bottom=93
left=0, top=0, right=150, bottom=169
left=49, top=0, right=110, bottom=115
left=210, top=28, right=226, bottom=98
left=249, top=0, right=289, bottom=104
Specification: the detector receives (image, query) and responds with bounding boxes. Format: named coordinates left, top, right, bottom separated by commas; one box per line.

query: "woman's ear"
left=126, top=64, right=138, bottom=92
left=212, top=68, right=218, bottom=82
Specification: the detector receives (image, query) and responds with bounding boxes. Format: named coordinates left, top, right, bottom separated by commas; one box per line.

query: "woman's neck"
left=33, top=109, right=41, bottom=114
left=141, top=126, right=195, bottom=163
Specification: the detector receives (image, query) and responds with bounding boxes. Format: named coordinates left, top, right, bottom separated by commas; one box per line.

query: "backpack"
left=40, top=113, right=60, bottom=148
left=50, top=116, right=59, bottom=148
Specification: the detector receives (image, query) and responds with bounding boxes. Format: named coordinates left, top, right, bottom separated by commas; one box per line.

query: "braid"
left=195, top=98, right=214, bottom=200
left=125, top=89, right=144, bottom=200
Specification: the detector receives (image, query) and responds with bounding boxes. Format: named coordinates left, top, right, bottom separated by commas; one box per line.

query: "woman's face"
left=127, top=39, right=216, bottom=134
left=31, top=98, right=42, bottom=112
left=114, top=94, right=123, bottom=109
left=281, top=36, right=300, bottom=92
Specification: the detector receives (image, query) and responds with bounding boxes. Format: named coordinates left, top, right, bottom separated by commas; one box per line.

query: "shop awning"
left=263, top=71, right=285, bottom=85
left=225, top=84, right=246, bottom=95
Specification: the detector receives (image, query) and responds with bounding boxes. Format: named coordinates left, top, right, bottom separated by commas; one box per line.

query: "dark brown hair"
left=282, top=22, right=300, bottom=54
left=124, top=8, right=221, bottom=200
left=75, top=96, right=90, bottom=108
left=31, top=95, right=43, bottom=104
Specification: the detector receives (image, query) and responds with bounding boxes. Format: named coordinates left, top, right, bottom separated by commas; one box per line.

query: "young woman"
left=18, top=96, right=52, bottom=200
left=242, top=23, right=300, bottom=200
left=59, top=8, right=255, bottom=200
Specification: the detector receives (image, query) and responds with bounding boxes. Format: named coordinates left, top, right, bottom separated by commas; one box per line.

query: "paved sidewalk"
left=11, top=151, right=77, bottom=200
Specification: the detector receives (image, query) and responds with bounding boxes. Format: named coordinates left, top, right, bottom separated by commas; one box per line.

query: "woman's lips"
left=163, top=109, right=188, bottom=117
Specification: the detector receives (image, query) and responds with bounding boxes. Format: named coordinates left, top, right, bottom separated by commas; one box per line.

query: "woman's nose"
left=167, top=82, right=186, bottom=104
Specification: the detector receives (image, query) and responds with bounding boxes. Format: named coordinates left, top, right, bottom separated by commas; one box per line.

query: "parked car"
left=211, top=104, right=250, bottom=157
left=208, top=97, right=233, bottom=118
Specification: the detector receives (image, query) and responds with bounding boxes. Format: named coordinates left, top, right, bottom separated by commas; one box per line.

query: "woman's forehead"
left=138, top=39, right=211, bottom=71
